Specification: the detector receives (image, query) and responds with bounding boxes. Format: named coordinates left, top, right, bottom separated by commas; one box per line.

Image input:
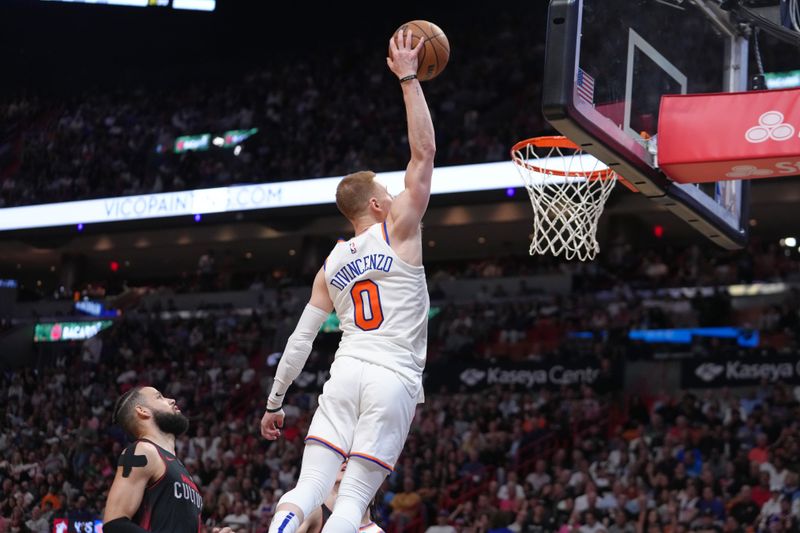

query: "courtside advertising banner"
left=424, top=360, right=619, bottom=392
left=682, top=355, right=800, bottom=388
left=285, top=360, right=618, bottom=393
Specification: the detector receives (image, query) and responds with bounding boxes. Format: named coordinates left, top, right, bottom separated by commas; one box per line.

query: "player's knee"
left=336, top=474, right=374, bottom=503
left=279, top=470, right=335, bottom=519
left=279, top=478, right=331, bottom=517
left=280, top=444, right=342, bottom=514
left=298, top=469, right=336, bottom=503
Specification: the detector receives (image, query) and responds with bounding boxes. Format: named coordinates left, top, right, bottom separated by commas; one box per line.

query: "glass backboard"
left=543, top=0, right=751, bottom=249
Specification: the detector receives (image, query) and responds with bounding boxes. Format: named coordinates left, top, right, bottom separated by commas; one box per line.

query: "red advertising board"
left=658, top=88, right=800, bottom=183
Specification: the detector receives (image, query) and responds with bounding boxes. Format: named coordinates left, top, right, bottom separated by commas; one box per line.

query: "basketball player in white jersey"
left=259, top=28, right=434, bottom=533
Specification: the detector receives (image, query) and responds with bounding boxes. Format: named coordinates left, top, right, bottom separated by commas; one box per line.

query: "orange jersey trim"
left=305, top=436, right=348, bottom=460
left=349, top=452, right=394, bottom=472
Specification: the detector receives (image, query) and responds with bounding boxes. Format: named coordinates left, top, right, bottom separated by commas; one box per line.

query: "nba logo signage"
left=658, top=88, right=800, bottom=184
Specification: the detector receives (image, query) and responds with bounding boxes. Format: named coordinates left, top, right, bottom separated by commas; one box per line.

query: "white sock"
left=268, top=511, right=301, bottom=533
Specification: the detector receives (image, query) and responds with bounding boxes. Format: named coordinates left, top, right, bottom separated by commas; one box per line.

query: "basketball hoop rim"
left=511, top=135, right=640, bottom=192
left=511, top=135, right=579, bottom=152
left=510, top=135, right=616, bottom=180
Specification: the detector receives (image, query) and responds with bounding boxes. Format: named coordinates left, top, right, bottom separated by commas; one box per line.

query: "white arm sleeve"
left=267, top=304, right=329, bottom=409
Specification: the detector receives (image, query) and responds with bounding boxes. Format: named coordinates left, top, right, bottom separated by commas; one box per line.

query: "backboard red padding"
left=658, top=88, right=800, bottom=184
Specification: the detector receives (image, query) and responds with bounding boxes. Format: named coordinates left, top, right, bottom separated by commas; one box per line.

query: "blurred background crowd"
left=0, top=8, right=543, bottom=208
left=2, top=318, right=800, bottom=533
left=2, top=2, right=800, bottom=533
left=2, top=235, right=800, bottom=532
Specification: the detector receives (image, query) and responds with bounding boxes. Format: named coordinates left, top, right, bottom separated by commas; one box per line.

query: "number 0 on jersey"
left=350, top=280, right=384, bottom=331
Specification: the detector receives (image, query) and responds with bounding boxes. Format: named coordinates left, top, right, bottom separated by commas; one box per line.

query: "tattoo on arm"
left=119, top=443, right=148, bottom=478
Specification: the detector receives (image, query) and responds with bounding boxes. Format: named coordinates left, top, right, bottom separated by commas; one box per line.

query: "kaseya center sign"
left=33, top=321, right=113, bottom=343
left=683, top=356, right=800, bottom=388
left=425, top=360, right=618, bottom=392
left=286, top=360, right=618, bottom=393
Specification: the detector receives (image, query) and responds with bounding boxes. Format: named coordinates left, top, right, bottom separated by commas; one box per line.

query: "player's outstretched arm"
left=102, top=442, right=161, bottom=533
left=261, top=268, right=333, bottom=440
left=386, top=29, right=436, bottom=241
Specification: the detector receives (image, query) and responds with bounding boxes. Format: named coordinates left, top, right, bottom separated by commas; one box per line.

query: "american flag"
left=576, top=67, right=595, bottom=105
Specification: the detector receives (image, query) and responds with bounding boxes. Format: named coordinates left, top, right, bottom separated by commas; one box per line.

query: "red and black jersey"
left=127, top=439, right=202, bottom=532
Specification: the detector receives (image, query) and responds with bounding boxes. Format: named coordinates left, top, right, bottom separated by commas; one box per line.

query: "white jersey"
left=324, top=221, right=429, bottom=400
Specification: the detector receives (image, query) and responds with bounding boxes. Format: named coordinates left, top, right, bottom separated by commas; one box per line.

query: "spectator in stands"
left=67, top=495, right=94, bottom=523
left=578, top=510, right=606, bottom=533
left=606, top=508, right=634, bottom=533
left=524, top=502, right=554, bottom=533
left=757, top=489, right=784, bottom=531
left=389, top=476, right=423, bottom=531
left=40, top=485, right=62, bottom=511
left=25, top=505, right=49, bottom=533
left=223, top=500, right=251, bottom=531
left=693, top=507, right=722, bottom=532
left=424, top=509, right=456, bottom=533
left=496, top=471, right=525, bottom=512
left=722, top=516, right=745, bottom=533
left=752, top=471, right=773, bottom=508
left=696, top=486, right=725, bottom=523
left=776, top=497, right=797, bottom=531
left=781, top=471, right=799, bottom=503
left=748, top=433, right=770, bottom=465
left=728, top=485, right=760, bottom=526
left=525, top=459, right=551, bottom=495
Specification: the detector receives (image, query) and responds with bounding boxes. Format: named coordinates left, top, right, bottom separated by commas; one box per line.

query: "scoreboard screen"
left=40, top=0, right=215, bottom=11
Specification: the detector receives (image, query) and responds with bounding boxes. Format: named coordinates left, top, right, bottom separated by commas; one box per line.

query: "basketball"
left=390, top=20, right=450, bottom=81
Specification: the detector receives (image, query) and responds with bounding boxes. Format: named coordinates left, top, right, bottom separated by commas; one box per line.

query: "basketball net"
left=511, top=136, right=618, bottom=262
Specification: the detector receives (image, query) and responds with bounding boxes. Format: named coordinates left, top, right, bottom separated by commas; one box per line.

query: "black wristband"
left=399, top=74, right=417, bottom=83
left=266, top=405, right=283, bottom=413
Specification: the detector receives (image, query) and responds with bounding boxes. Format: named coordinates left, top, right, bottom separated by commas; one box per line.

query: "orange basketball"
left=389, top=20, right=450, bottom=81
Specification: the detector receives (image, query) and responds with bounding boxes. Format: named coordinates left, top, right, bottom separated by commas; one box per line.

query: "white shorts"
left=305, top=356, right=417, bottom=472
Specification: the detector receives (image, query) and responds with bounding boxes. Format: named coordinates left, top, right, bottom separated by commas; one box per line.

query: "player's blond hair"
left=336, top=171, right=379, bottom=220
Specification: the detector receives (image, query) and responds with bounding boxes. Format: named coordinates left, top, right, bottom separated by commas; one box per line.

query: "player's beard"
left=153, top=410, right=190, bottom=436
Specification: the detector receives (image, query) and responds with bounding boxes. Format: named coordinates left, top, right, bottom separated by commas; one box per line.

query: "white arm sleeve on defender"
left=267, top=304, right=329, bottom=409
